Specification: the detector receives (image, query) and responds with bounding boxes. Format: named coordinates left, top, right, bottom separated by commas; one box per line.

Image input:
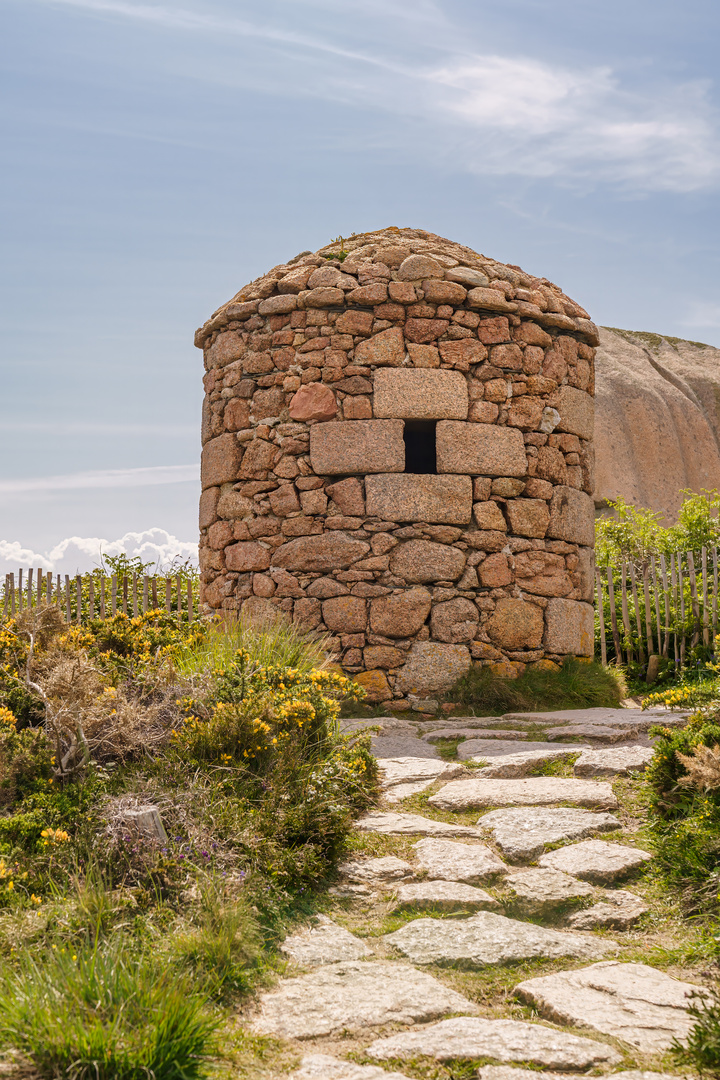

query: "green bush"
left=0, top=939, right=219, bottom=1080
left=448, top=657, right=625, bottom=713
left=673, top=984, right=720, bottom=1074
left=645, top=709, right=720, bottom=817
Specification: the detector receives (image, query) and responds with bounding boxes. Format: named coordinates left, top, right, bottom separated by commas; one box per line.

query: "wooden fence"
left=596, top=547, right=719, bottom=666
left=2, top=568, right=198, bottom=624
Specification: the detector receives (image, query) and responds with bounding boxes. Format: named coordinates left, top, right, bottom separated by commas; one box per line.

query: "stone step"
left=291, top=1055, right=411, bottom=1080
left=564, top=890, right=648, bottom=930
left=457, top=739, right=559, bottom=760
left=377, top=757, right=467, bottom=802
left=467, top=746, right=585, bottom=777
left=356, top=811, right=485, bottom=838
left=514, top=960, right=705, bottom=1053
left=366, top=1015, right=621, bottom=1068
left=371, top=735, right=439, bottom=759
left=477, top=807, right=622, bottom=862
left=425, top=728, right=529, bottom=743
left=503, top=868, right=595, bottom=917
left=502, top=707, right=689, bottom=730
left=383, top=910, right=616, bottom=966
left=412, top=837, right=508, bottom=883
left=572, top=746, right=655, bottom=776
left=429, top=777, right=618, bottom=811
left=280, top=915, right=373, bottom=967
left=538, top=840, right=652, bottom=884
left=337, top=855, right=415, bottom=885
left=390, top=879, right=499, bottom=914
left=251, top=960, right=476, bottom=1039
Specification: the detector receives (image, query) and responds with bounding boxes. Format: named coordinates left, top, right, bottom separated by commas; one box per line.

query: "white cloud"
left=682, top=302, right=720, bottom=329
left=0, top=464, right=199, bottom=498
left=0, top=529, right=198, bottom=576
left=35, top=0, right=720, bottom=192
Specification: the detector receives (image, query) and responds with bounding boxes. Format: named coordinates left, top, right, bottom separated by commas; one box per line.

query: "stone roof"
left=195, top=227, right=597, bottom=349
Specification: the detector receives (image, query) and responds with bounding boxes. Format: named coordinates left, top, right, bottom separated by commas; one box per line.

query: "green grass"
left=0, top=937, right=219, bottom=1080
left=170, top=616, right=331, bottom=681
left=447, top=657, right=625, bottom=713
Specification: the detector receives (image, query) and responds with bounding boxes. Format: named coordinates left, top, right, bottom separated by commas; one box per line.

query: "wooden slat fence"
left=596, top=546, right=719, bottom=666
left=1, top=569, right=197, bottom=624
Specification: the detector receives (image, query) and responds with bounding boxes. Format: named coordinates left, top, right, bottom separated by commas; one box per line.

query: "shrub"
left=673, top=984, right=720, bottom=1074
left=448, top=657, right=625, bottom=713
left=646, top=706, right=720, bottom=912
left=0, top=938, right=219, bottom=1080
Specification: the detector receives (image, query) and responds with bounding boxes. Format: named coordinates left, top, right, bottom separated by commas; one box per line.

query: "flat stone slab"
left=367, top=1016, right=621, bottom=1068
left=252, top=960, right=476, bottom=1038
left=378, top=758, right=466, bottom=788
left=413, top=837, right=508, bottom=883
left=478, top=1070, right=587, bottom=1080
left=477, top=1071, right=676, bottom=1080
left=457, top=739, right=555, bottom=760
left=503, top=707, right=689, bottom=730
left=505, top=868, right=594, bottom=916
left=573, top=746, right=655, bottom=776
left=565, top=890, right=649, bottom=930
left=371, top=736, right=439, bottom=759
left=470, top=747, right=585, bottom=778
left=546, top=724, right=640, bottom=743
left=515, top=960, right=705, bottom=1052
left=338, top=856, right=414, bottom=884
left=384, top=910, right=615, bottom=966
left=477, top=807, right=622, bottom=862
left=423, top=728, right=528, bottom=743
left=429, top=778, right=618, bottom=811
left=378, top=757, right=467, bottom=801
left=538, top=840, right=652, bottom=883
left=280, top=916, right=373, bottom=967
left=391, top=880, right=499, bottom=913
left=291, top=1055, right=411, bottom=1080
left=356, top=811, right=484, bottom=838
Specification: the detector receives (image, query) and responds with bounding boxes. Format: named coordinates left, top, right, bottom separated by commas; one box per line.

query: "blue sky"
left=2, top=0, right=719, bottom=571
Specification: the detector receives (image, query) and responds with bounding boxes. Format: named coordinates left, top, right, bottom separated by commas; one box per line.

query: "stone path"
left=249, top=707, right=703, bottom=1078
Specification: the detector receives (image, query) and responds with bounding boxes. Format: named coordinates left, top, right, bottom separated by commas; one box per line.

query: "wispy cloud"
left=0, top=464, right=199, bottom=497
left=35, top=0, right=720, bottom=193
left=0, top=528, right=197, bottom=575
left=1, top=421, right=196, bottom=436
left=681, top=302, right=720, bottom=330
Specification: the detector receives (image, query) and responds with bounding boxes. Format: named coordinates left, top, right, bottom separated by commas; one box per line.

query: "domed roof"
left=194, top=227, right=598, bottom=349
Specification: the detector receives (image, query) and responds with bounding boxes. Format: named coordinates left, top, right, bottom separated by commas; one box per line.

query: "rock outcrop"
left=595, top=327, right=720, bottom=520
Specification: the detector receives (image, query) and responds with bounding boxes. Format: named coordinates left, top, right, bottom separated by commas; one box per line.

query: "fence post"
left=606, top=566, right=622, bottom=662
left=620, top=562, right=633, bottom=663
left=629, top=562, right=646, bottom=664
left=186, top=578, right=194, bottom=622
left=165, top=577, right=172, bottom=615
left=642, top=563, right=654, bottom=657
left=651, top=556, right=663, bottom=655
left=702, top=546, right=710, bottom=647
left=714, top=546, right=719, bottom=645
left=122, top=575, right=128, bottom=616
left=75, top=576, right=82, bottom=623
left=142, top=575, right=149, bottom=614
left=596, top=569, right=607, bottom=666
left=687, top=551, right=701, bottom=648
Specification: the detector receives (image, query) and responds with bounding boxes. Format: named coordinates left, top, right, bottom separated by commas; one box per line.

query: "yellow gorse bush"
left=40, top=828, right=70, bottom=847
left=0, top=706, right=17, bottom=729
left=172, top=652, right=363, bottom=767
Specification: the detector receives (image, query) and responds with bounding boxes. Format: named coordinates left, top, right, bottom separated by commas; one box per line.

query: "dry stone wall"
left=195, top=228, right=599, bottom=700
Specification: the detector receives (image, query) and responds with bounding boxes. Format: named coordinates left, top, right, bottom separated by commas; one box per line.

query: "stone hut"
left=195, top=228, right=598, bottom=700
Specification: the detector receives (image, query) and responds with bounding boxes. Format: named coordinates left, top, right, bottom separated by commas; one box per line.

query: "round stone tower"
left=195, top=228, right=598, bottom=701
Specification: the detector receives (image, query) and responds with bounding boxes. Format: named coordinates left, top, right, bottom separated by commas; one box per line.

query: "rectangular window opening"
left=403, top=420, right=437, bottom=474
